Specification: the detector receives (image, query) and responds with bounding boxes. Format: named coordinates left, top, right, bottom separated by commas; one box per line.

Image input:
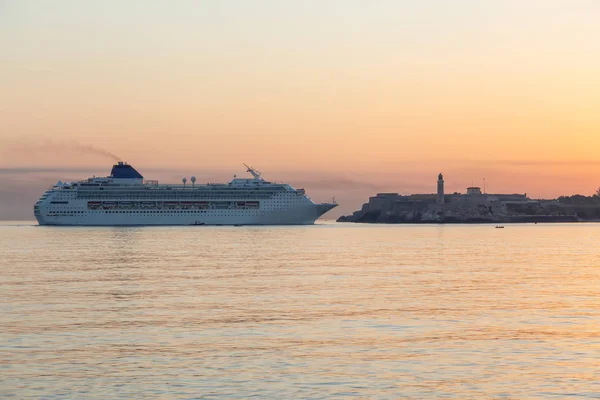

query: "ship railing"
left=143, top=180, right=159, bottom=186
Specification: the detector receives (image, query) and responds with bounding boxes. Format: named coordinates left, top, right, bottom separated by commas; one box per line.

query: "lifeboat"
left=193, top=201, right=208, bottom=209
left=102, top=201, right=117, bottom=209
left=87, top=201, right=102, bottom=209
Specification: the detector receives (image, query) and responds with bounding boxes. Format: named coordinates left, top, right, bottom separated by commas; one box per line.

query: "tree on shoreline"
left=558, top=193, right=600, bottom=204
left=596, top=187, right=600, bottom=198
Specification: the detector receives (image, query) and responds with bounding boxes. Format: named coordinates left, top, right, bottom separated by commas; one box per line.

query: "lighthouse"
left=437, top=173, right=444, bottom=204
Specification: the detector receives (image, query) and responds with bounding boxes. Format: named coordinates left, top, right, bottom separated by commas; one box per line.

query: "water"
left=1, top=222, right=600, bottom=399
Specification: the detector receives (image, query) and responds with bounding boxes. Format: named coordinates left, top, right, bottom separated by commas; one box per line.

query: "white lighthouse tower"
left=437, top=173, right=445, bottom=204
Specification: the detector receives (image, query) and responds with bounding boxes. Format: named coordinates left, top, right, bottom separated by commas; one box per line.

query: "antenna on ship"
left=191, top=176, right=196, bottom=188
left=182, top=177, right=187, bottom=188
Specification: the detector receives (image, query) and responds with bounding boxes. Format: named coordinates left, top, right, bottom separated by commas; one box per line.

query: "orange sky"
left=1, top=1, right=600, bottom=219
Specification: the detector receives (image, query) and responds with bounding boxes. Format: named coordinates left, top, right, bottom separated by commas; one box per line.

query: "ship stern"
left=34, top=207, right=46, bottom=225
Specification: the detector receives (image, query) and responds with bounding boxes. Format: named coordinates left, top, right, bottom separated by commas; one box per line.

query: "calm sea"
left=1, top=222, right=599, bottom=399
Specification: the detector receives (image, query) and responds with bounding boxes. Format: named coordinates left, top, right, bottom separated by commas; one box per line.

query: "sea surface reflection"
left=1, top=222, right=600, bottom=398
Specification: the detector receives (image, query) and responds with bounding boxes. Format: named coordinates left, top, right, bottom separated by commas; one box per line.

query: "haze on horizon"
left=1, top=0, right=599, bottom=220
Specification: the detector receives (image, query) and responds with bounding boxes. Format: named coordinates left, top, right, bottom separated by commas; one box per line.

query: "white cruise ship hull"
left=35, top=204, right=336, bottom=226
left=33, top=162, right=338, bottom=226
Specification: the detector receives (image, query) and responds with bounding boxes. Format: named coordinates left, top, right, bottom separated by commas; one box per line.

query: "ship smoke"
left=68, top=144, right=121, bottom=162
left=4, top=139, right=121, bottom=162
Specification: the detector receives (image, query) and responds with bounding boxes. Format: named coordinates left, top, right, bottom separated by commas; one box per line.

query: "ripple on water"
left=1, top=223, right=600, bottom=398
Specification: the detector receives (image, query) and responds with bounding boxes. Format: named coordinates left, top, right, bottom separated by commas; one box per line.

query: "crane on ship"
left=243, top=163, right=264, bottom=181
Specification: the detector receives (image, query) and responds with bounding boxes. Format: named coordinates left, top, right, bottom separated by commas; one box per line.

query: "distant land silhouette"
left=338, top=173, right=600, bottom=224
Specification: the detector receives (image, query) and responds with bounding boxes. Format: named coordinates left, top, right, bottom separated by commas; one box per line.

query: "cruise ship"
left=34, top=162, right=337, bottom=226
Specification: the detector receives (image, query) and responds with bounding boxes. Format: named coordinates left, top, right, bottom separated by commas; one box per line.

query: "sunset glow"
left=1, top=0, right=600, bottom=219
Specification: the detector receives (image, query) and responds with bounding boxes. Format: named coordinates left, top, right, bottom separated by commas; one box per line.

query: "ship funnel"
left=110, top=162, right=143, bottom=180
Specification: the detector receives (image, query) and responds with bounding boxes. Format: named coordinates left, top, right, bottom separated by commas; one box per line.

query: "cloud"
left=453, top=159, right=600, bottom=167
left=0, top=167, right=101, bottom=175
left=0, top=168, right=392, bottom=220
left=2, top=160, right=596, bottom=221
left=286, top=178, right=383, bottom=191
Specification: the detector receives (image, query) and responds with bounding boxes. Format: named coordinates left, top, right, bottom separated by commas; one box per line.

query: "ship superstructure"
left=34, top=162, right=337, bottom=226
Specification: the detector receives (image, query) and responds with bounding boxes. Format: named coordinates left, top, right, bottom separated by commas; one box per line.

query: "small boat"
left=495, top=225, right=504, bottom=229
left=191, top=221, right=205, bottom=226
left=234, top=224, right=243, bottom=227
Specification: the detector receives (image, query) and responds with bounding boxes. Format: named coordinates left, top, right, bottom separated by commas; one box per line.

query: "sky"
left=1, top=0, right=600, bottom=220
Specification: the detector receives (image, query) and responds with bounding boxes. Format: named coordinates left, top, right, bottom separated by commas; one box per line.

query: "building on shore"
left=338, top=172, right=600, bottom=223
left=361, top=174, right=529, bottom=211
left=437, top=173, right=445, bottom=204
left=466, top=186, right=482, bottom=195
left=339, top=173, right=531, bottom=223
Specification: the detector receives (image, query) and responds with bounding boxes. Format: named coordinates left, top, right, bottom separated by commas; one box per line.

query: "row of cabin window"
left=76, top=194, right=275, bottom=199
left=76, top=190, right=284, bottom=195
left=89, top=210, right=259, bottom=214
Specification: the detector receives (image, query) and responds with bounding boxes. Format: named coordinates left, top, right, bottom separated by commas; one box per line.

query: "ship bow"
left=316, top=203, right=338, bottom=218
